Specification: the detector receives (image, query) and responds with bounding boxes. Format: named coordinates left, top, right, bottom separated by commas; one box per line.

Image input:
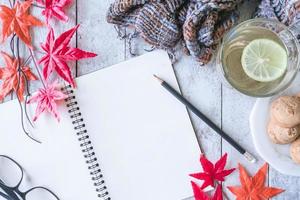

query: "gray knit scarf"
left=107, top=0, right=300, bottom=65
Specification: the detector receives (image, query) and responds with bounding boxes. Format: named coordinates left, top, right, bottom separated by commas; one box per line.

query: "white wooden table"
left=1, top=0, right=299, bottom=199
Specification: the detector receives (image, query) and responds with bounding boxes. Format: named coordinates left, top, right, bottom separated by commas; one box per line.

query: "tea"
left=221, top=26, right=287, bottom=96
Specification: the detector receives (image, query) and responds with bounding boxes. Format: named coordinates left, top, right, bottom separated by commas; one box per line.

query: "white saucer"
left=250, top=75, right=300, bottom=177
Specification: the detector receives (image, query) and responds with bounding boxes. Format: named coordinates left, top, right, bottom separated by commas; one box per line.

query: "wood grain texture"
left=174, top=54, right=222, bottom=161
left=77, top=0, right=125, bottom=76
left=0, top=0, right=299, bottom=199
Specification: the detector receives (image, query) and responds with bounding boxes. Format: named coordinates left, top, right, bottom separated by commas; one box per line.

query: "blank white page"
left=75, top=51, right=201, bottom=200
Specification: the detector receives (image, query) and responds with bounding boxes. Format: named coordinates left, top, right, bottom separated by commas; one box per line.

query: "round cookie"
left=267, top=120, right=300, bottom=144
left=271, top=96, right=300, bottom=128
left=290, top=138, right=300, bottom=164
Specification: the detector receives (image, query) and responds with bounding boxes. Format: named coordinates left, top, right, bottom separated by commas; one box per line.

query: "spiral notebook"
left=0, top=51, right=201, bottom=200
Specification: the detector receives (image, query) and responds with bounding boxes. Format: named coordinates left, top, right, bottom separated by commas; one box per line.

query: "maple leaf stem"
left=17, top=0, right=45, bottom=8
left=16, top=37, right=32, bottom=95
left=28, top=48, right=47, bottom=89
left=18, top=68, right=34, bottom=127
left=222, top=190, right=229, bottom=200
left=7, top=35, right=39, bottom=142
left=14, top=42, right=38, bottom=142
left=24, top=94, right=34, bottom=127
left=16, top=73, right=39, bottom=142
left=8, top=0, right=13, bottom=8
left=22, top=56, right=33, bottom=68
left=16, top=94, right=41, bottom=143
left=10, top=34, right=16, bottom=58
left=31, top=3, right=45, bottom=9
left=16, top=36, right=20, bottom=60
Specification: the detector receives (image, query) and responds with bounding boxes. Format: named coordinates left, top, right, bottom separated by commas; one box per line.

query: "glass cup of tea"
left=217, top=18, right=300, bottom=97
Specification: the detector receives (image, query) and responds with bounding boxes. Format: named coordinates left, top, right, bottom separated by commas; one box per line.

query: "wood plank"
left=175, top=56, right=222, bottom=161
left=269, top=169, right=300, bottom=199
left=76, top=0, right=125, bottom=76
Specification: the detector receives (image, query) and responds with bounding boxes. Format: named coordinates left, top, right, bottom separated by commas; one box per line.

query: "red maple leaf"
left=27, top=81, right=67, bottom=121
left=0, top=0, right=43, bottom=46
left=190, top=153, right=235, bottom=189
left=0, top=52, right=37, bottom=101
left=39, top=25, right=97, bottom=87
left=36, top=0, right=72, bottom=24
left=227, top=163, right=284, bottom=200
left=191, top=181, right=223, bottom=200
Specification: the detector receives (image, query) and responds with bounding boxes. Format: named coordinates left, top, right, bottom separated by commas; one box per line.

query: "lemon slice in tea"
left=241, top=38, right=287, bottom=82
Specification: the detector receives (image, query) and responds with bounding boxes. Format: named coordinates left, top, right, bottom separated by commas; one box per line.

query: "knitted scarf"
left=256, top=0, right=300, bottom=25
left=107, top=0, right=300, bottom=65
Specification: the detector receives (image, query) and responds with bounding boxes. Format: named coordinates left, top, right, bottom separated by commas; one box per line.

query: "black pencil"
left=154, top=75, right=256, bottom=163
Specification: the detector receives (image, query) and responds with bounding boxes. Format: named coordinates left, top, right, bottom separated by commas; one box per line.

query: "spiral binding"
left=61, top=85, right=111, bottom=200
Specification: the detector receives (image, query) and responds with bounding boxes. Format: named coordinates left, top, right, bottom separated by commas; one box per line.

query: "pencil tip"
left=153, top=74, right=164, bottom=84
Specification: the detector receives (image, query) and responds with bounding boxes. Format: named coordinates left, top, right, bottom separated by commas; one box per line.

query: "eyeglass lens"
left=25, top=187, right=59, bottom=200
left=0, top=156, right=22, bottom=188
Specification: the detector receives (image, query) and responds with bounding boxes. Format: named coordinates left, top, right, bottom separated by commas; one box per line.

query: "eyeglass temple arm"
left=0, top=188, right=20, bottom=200
left=0, top=182, right=22, bottom=200
left=0, top=191, right=11, bottom=199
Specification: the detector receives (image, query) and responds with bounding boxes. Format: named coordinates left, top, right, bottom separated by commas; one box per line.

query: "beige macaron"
left=267, top=120, right=300, bottom=144
left=290, top=138, right=300, bottom=164
left=271, top=96, right=300, bottom=128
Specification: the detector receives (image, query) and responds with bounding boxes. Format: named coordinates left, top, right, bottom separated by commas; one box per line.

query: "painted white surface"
left=0, top=0, right=299, bottom=199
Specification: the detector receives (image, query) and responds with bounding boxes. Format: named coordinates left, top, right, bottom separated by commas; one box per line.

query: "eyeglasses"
left=0, top=155, right=59, bottom=200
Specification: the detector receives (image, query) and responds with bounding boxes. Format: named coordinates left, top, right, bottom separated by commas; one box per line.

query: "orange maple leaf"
left=0, top=0, right=43, bottom=46
left=0, top=52, right=38, bottom=101
left=227, top=163, right=284, bottom=200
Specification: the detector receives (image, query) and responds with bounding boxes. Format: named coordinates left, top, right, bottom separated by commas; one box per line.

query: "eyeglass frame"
left=0, top=155, right=60, bottom=200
